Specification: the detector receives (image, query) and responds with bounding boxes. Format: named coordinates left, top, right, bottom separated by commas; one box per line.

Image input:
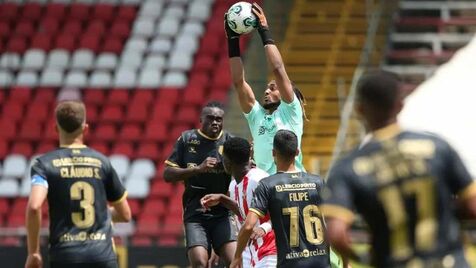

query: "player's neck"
left=59, top=134, right=85, bottom=148
left=233, top=164, right=252, bottom=184
left=276, top=161, right=297, bottom=173
left=367, top=117, right=398, bottom=132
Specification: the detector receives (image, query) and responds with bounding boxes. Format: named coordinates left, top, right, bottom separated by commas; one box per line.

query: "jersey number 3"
left=282, top=205, right=325, bottom=247
left=70, top=181, right=95, bottom=228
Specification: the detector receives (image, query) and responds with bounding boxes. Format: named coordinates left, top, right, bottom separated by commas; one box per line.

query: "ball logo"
left=232, top=5, right=242, bottom=14
left=228, top=20, right=238, bottom=30
left=243, top=17, right=256, bottom=27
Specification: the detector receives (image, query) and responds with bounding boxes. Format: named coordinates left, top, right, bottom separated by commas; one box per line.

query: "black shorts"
left=50, top=260, right=118, bottom=268
left=185, top=216, right=237, bottom=253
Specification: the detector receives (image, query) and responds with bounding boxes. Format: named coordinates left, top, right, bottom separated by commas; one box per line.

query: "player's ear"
left=82, top=123, right=89, bottom=135
left=272, top=149, right=276, bottom=157
left=295, top=148, right=300, bottom=157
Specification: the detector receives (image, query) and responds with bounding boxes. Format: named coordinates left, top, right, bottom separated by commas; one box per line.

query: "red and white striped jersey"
left=229, top=168, right=277, bottom=265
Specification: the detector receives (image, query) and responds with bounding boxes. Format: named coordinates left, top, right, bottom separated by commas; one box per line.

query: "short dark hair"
left=356, top=71, right=401, bottom=115
left=223, top=137, right=251, bottom=165
left=55, top=101, right=86, bottom=133
left=273, top=130, right=298, bottom=161
left=201, top=101, right=224, bottom=116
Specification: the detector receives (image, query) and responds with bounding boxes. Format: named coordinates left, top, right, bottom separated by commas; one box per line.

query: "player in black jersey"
left=164, top=101, right=237, bottom=267
left=231, top=130, right=331, bottom=268
left=322, top=71, right=476, bottom=268
left=25, top=101, right=131, bottom=268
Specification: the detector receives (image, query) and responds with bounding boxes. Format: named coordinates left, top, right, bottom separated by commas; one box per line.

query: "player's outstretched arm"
left=164, top=157, right=218, bottom=183
left=25, top=185, right=47, bottom=268
left=225, top=13, right=256, bottom=113
left=201, top=193, right=240, bottom=216
left=231, top=211, right=260, bottom=268
left=252, top=3, right=294, bottom=104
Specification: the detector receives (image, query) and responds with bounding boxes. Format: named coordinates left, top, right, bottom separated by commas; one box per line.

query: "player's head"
left=262, top=80, right=308, bottom=120
left=356, top=71, right=402, bottom=130
left=222, top=137, right=251, bottom=174
left=273, top=130, right=299, bottom=164
left=55, top=100, right=88, bottom=138
left=200, top=101, right=225, bottom=138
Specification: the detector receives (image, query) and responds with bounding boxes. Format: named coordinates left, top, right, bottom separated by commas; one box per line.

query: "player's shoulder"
left=179, top=129, right=197, bottom=141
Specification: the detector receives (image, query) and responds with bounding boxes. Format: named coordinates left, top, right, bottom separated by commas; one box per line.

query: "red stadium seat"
left=55, top=34, right=76, bottom=51
left=157, top=236, right=179, bottom=247
left=79, top=34, right=100, bottom=52
left=194, top=55, right=215, bottom=72
left=126, top=105, right=149, bottom=123
left=177, top=106, right=198, bottom=124
left=135, top=215, right=160, bottom=236
left=208, top=90, right=228, bottom=102
left=11, top=198, right=28, bottom=216
left=131, top=235, right=153, bottom=247
left=159, top=217, right=183, bottom=236
left=31, top=34, right=52, bottom=51
left=0, top=141, right=7, bottom=159
left=21, top=2, right=43, bottom=22
left=0, top=199, right=9, bottom=216
left=9, top=86, right=33, bottom=103
left=144, top=124, right=167, bottom=143
left=127, top=199, right=141, bottom=217
left=136, top=142, right=160, bottom=159
left=2, top=102, right=24, bottom=121
left=110, top=20, right=131, bottom=40
left=62, top=20, right=83, bottom=37
left=0, top=237, right=21, bottom=246
left=7, top=214, right=25, bottom=228
left=170, top=124, right=191, bottom=142
left=69, top=3, right=90, bottom=21
left=0, top=3, right=19, bottom=22
left=6, top=36, right=27, bottom=54
left=150, top=181, right=173, bottom=199
left=19, top=121, right=43, bottom=141
left=117, top=6, right=137, bottom=23
left=92, top=4, right=115, bottom=23
left=151, top=103, right=174, bottom=123
left=45, top=3, right=66, bottom=21
left=157, top=88, right=180, bottom=103
left=119, top=124, right=142, bottom=141
left=36, top=142, right=56, bottom=155
left=84, top=89, right=106, bottom=105
left=101, top=105, right=124, bottom=123
left=85, top=20, right=106, bottom=37
left=37, top=18, right=59, bottom=35
left=111, top=142, right=134, bottom=156
left=108, top=90, right=129, bottom=105
left=88, top=141, right=109, bottom=155
left=199, top=34, right=220, bottom=56
left=0, top=22, right=10, bottom=40
left=34, top=88, right=56, bottom=104
left=94, top=123, right=117, bottom=141
left=43, top=120, right=58, bottom=142
left=132, top=90, right=154, bottom=104
left=25, top=102, right=49, bottom=122
left=85, top=104, right=99, bottom=123
left=142, top=198, right=166, bottom=216
left=10, top=141, right=33, bottom=157
left=102, top=37, right=123, bottom=53
left=183, top=86, right=205, bottom=105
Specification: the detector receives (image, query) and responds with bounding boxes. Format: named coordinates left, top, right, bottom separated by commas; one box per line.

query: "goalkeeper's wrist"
left=258, top=27, right=275, bottom=45
left=227, top=37, right=240, bottom=58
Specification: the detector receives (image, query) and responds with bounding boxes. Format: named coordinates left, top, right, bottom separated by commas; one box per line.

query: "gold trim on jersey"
left=249, top=208, right=265, bottom=218
left=372, top=123, right=401, bottom=141
left=111, top=191, right=128, bottom=204
left=197, top=129, right=223, bottom=140
left=459, top=182, right=476, bottom=200
left=164, top=160, right=179, bottom=167
left=60, top=144, right=87, bottom=149
left=320, top=204, right=355, bottom=224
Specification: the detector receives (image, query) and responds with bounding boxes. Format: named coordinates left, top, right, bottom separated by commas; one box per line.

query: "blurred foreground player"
left=25, top=101, right=131, bottom=268
left=201, top=137, right=277, bottom=267
left=322, top=71, right=476, bottom=267
left=226, top=3, right=307, bottom=175
left=164, top=101, right=237, bottom=267
left=231, top=130, right=332, bottom=268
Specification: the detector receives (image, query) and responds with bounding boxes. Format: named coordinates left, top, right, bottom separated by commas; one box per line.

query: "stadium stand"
left=0, top=0, right=253, bottom=248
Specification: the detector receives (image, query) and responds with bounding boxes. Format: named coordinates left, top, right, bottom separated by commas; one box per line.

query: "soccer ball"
left=226, top=2, right=257, bottom=35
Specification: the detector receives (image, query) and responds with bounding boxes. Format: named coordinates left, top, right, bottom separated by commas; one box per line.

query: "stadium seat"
left=131, top=90, right=154, bottom=104
left=0, top=53, right=21, bottom=70
left=114, top=69, right=136, bottom=87
left=168, top=53, right=193, bottom=71
left=88, top=141, right=109, bottom=155
left=8, top=86, right=32, bottom=103
left=14, top=21, right=35, bottom=38
left=21, top=2, right=43, bottom=22
left=89, top=71, right=112, bottom=88
left=163, top=5, right=185, bottom=19
left=69, top=3, right=91, bottom=22
left=2, top=154, right=27, bottom=178
left=55, top=34, right=76, bottom=52
left=119, top=51, right=143, bottom=70
left=111, top=142, right=134, bottom=156
left=101, top=105, right=124, bottom=123
left=19, top=177, right=31, bottom=197
left=46, top=49, right=70, bottom=69
left=102, top=37, right=124, bottom=53
left=39, top=69, right=63, bottom=87
left=19, top=121, right=43, bottom=141
left=129, top=159, right=156, bottom=178
left=132, top=18, right=155, bottom=38
left=144, top=124, right=167, bottom=143
left=33, top=88, right=55, bottom=104
left=84, top=90, right=106, bottom=105
left=150, top=181, right=173, bottom=199
left=11, top=142, right=34, bottom=157
left=126, top=104, right=149, bottom=122
left=38, top=18, right=60, bottom=36
left=109, top=154, right=130, bottom=180
left=22, top=49, right=46, bottom=70
left=95, top=53, right=118, bottom=70
left=174, top=35, right=199, bottom=54
left=136, top=143, right=160, bottom=159
left=149, top=37, right=172, bottom=54
left=131, top=235, right=154, bottom=246
left=108, top=90, right=129, bottom=105
left=0, top=179, right=18, bottom=198
left=79, top=34, right=100, bottom=53
left=187, top=1, right=212, bottom=21
left=125, top=179, right=150, bottom=198
left=0, top=199, right=9, bottom=216
left=0, top=71, right=14, bottom=87
left=124, top=37, right=147, bottom=53
left=71, top=49, right=95, bottom=70
left=117, top=5, right=137, bottom=22
left=138, top=1, right=163, bottom=19
left=57, top=87, right=81, bottom=101
left=0, top=3, right=19, bottom=23
left=142, top=198, right=166, bottom=216
left=157, top=236, right=179, bottom=247
left=157, top=18, right=180, bottom=37
left=119, top=124, right=142, bottom=142
left=0, top=141, right=7, bottom=159
left=16, top=71, right=39, bottom=86
left=137, top=69, right=161, bottom=88
left=143, top=55, right=166, bottom=69
left=6, top=214, right=24, bottom=228
left=30, top=34, right=53, bottom=51
left=62, top=20, right=83, bottom=36
left=182, top=21, right=205, bottom=37
left=92, top=4, right=115, bottom=23
left=94, top=123, right=117, bottom=141
left=64, top=71, right=88, bottom=87
left=161, top=71, right=187, bottom=87
left=127, top=198, right=141, bottom=217
left=36, top=142, right=56, bottom=155
left=45, top=3, right=66, bottom=21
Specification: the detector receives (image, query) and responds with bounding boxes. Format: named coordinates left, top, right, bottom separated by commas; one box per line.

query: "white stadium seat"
left=182, top=21, right=205, bottom=37
left=138, top=69, right=161, bottom=88
left=149, top=38, right=172, bottom=54
left=3, top=154, right=27, bottom=178
left=114, top=68, right=136, bottom=88
left=138, top=1, right=163, bottom=18
left=47, top=49, right=70, bottom=70
left=64, top=71, right=88, bottom=87
left=162, top=71, right=187, bottom=87
left=143, top=55, right=166, bottom=69
left=163, top=5, right=185, bottom=18
left=109, top=154, right=130, bottom=181
left=119, top=51, right=143, bottom=70
left=174, top=35, right=199, bottom=54
left=124, top=37, right=148, bottom=54
left=0, top=71, right=14, bottom=87
left=187, top=2, right=212, bottom=21
left=19, top=177, right=31, bottom=197
left=0, top=179, right=19, bottom=197
left=16, top=71, right=39, bottom=86
left=57, top=88, right=81, bottom=101
left=95, top=53, right=118, bottom=70
left=70, top=49, right=95, bottom=70
left=22, top=49, right=46, bottom=70
left=40, top=69, right=63, bottom=87
left=132, top=18, right=155, bottom=38
left=89, top=71, right=112, bottom=88
left=0, top=53, right=21, bottom=70
left=125, top=179, right=149, bottom=198
left=168, top=53, right=193, bottom=71
left=157, top=18, right=180, bottom=37
left=129, top=159, right=155, bottom=179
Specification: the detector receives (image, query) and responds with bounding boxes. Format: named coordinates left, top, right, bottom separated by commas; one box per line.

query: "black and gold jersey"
left=323, top=125, right=474, bottom=268
left=250, top=172, right=330, bottom=268
left=31, top=145, right=126, bottom=263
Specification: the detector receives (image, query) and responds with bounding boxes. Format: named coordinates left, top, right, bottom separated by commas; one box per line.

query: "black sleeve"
left=165, top=135, right=186, bottom=168
left=443, top=141, right=475, bottom=198
left=30, top=159, right=49, bottom=187
left=104, top=160, right=127, bottom=203
left=250, top=180, right=271, bottom=218
left=321, top=161, right=356, bottom=224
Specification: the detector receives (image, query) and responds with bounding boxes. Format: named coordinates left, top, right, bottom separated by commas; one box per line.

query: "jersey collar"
left=60, top=144, right=88, bottom=148
left=372, top=123, right=401, bottom=141
left=197, top=129, right=223, bottom=140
